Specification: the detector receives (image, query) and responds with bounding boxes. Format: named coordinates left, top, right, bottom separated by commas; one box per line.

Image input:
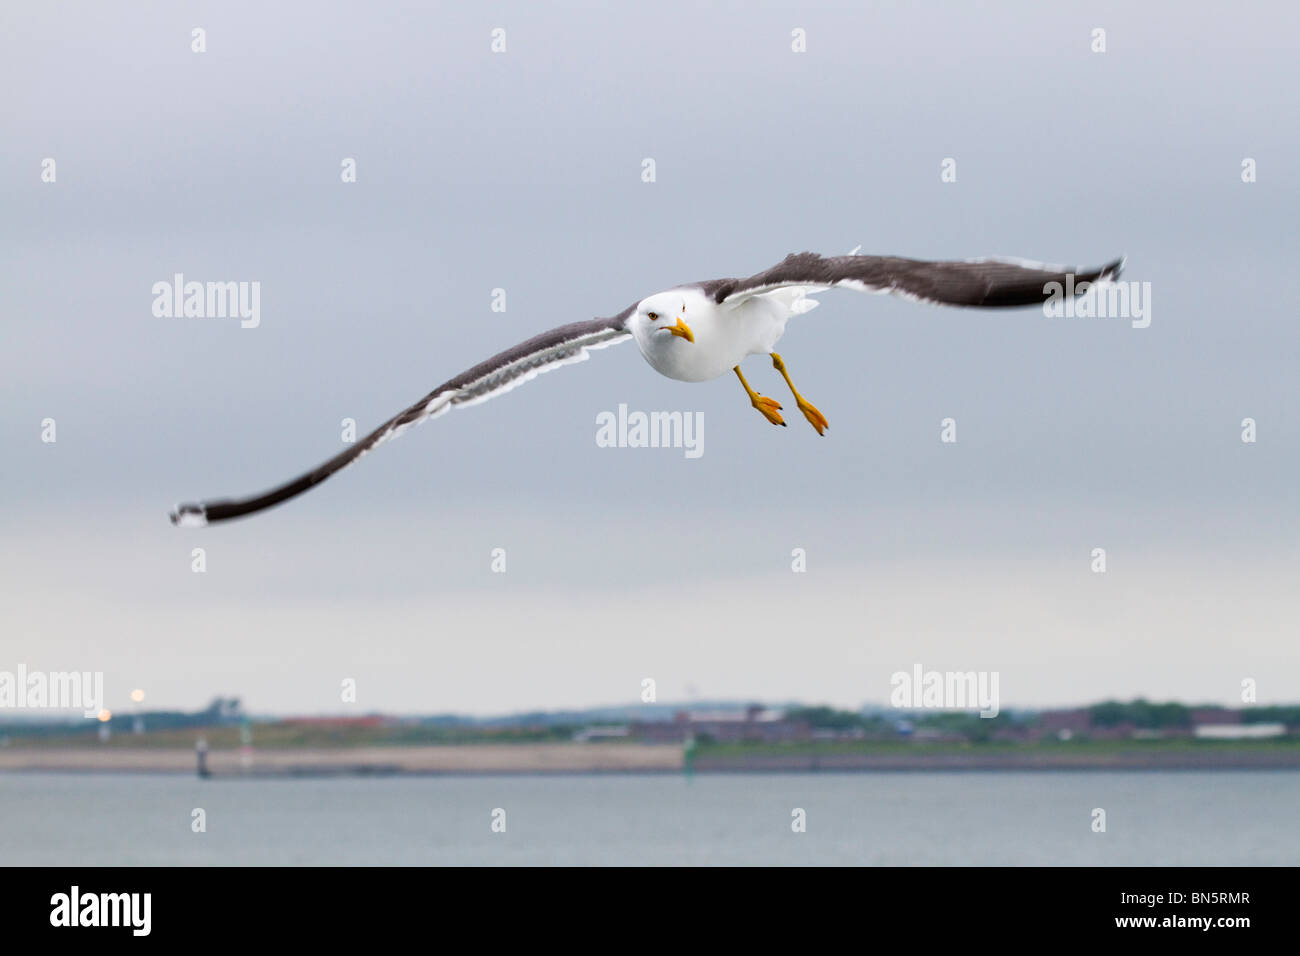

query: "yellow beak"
left=666, top=317, right=695, bottom=343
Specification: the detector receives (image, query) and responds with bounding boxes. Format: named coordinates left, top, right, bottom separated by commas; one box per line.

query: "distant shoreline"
left=3, top=743, right=1299, bottom=776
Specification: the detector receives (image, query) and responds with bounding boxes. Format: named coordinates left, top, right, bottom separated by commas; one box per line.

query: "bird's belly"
left=641, top=334, right=747, bottom=382
left=635, top=299, right=788, bottom=383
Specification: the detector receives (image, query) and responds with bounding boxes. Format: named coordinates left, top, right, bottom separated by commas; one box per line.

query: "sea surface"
left=3, top=771, right=1296, bottom=866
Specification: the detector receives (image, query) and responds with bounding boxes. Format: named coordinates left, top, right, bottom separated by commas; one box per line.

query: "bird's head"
left=629, top=293, right=694, bottom=344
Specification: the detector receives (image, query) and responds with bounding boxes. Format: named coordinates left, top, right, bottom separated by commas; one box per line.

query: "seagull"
left=170, top=250, right=1124, bottom=526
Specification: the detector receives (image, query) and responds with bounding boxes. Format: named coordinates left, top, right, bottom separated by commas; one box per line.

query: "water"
left=2, top=771, right=1295, bottom=865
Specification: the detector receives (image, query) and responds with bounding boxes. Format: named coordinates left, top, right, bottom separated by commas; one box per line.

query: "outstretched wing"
left=705, top=252, right=1126, bottom=309
left=170, top=315, right=632, bottom=526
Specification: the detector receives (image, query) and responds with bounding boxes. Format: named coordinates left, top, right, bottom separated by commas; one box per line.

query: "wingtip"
left=170, top=503, right=208, bottom=528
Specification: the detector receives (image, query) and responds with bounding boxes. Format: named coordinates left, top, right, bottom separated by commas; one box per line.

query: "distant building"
left=1038, top=709, right=1092, bottom=737
left=1190, top=707, right=1241, bottom=726
left=989, top=724, right=1034, bottom=743
left=1091, top=722, right=1141, bottom=740
left=573, top=725, right=630, bottom=743
left=910, top=727, right=967, bottom=743
left=813, top=726, right=868, bottom=741
left=630, top=705, right=811, bottom=744
left=1195, top=723, right=1285, bottom=739
left=1031, top=705, right=1285, bottom=742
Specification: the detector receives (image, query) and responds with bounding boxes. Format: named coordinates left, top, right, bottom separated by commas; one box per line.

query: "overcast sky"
left=3, top=1, right=1297, bottom=716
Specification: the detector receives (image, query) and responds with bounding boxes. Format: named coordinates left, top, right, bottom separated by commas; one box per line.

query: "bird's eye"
left=647, top=312, right=658, bottom=321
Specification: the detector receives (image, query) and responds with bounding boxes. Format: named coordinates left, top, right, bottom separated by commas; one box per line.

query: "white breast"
left=632, top=287, right=794, bottom=383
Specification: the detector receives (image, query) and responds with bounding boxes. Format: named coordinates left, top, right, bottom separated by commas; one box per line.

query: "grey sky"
left=3, top=1, right=1297, bottom=715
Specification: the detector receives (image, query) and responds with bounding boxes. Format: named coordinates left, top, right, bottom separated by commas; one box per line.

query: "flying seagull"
left=170, top=250, right=1123, bottom=526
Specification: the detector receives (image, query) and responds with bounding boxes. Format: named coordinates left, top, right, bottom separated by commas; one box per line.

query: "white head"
left=626, top=291, right=696, bottom=349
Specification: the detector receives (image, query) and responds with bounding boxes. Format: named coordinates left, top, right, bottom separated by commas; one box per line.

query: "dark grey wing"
left=706, top=252, right=1125, bottom=308
left=170, top=315, right=631, bottom=526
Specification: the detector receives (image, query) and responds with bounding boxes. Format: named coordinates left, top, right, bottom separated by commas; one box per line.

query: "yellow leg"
left=734, top=366, right=785, bottom=427
left=771, top=352, right=829, bottom=435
